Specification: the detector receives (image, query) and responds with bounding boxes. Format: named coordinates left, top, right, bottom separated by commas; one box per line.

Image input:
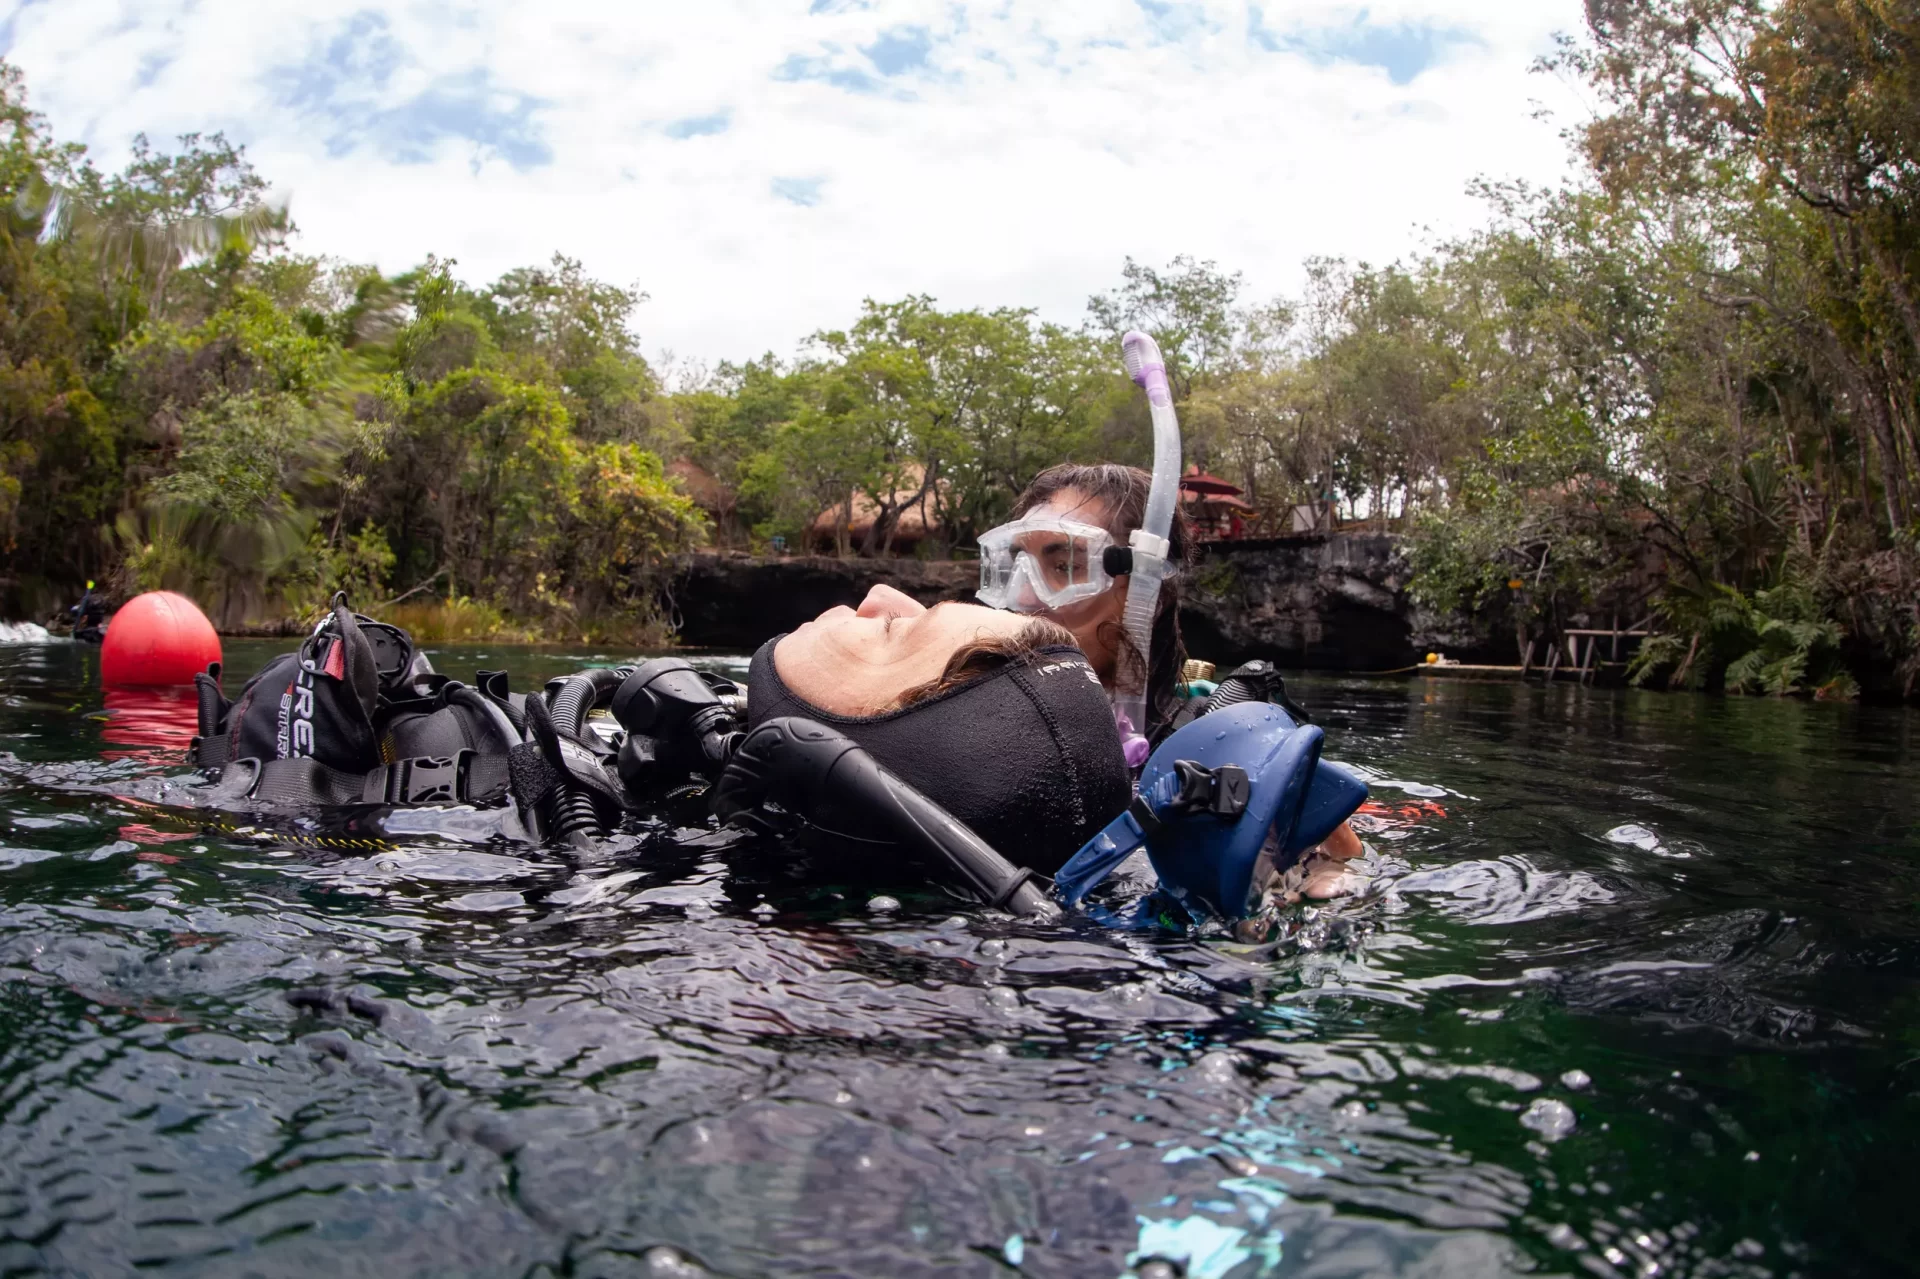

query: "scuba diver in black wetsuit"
left=63, top=581, right=107, bottom=643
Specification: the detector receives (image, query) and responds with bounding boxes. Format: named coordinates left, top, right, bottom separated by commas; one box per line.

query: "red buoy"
left=100, top=591, right=222, bottom=687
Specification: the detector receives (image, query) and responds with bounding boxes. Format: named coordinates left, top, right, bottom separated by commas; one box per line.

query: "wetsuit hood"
left=748, top=637, right=1131, bottom=874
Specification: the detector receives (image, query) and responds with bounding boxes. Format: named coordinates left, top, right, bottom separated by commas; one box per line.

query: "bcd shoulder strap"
left=236, top=748, right=529, bottom=809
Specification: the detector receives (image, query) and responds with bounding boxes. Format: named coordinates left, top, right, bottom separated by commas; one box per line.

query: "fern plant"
left=1630, top=574, right=1855, bottom=698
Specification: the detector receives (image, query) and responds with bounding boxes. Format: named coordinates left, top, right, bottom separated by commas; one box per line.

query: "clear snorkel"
left=1113, top=330, right=1182, bottom=767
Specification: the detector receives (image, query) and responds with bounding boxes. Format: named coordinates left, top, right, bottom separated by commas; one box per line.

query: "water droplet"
left=1545, top=1223, right=1583, bottom=1250
left=1337, top=1099, right=1368, bottom=1120
left=1561, top=1069, right=1592, bottom=1090
left=1744, top=1150, right=1760, bottom=1161
left=1519, top=1097, right=1576, bottom=1140
left=1003, top=1234, right=1025, bottom=1266
left=1136, top=1260, right=1182, bottom=1279
left=639, top=1244, right=708, bottom=1277
left=987, top=987, right=1021, bottom=1012
left=833, top=1090, right=852, bottom=1105
left=867, top=895, right=900, bottom=913
left=979, top=938, right=1008, bottom=958
left=1194, top=1050, right=1239, bottom=1084
left=750, top=902, right=776, bottom=917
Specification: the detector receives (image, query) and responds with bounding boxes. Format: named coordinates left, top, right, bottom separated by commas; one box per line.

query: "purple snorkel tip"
left=1121, top=330, right=1172, bottom=407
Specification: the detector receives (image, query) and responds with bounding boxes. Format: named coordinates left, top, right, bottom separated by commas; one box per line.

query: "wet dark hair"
left=897, top=618, right=1079, bottom=708
left=1010, top=463, right=1193, bottom=735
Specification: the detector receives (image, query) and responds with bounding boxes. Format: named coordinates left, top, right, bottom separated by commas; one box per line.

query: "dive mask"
left=976, top=515, right=1128, bottom=613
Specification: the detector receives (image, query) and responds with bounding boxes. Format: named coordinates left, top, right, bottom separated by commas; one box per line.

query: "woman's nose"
left=855, top=584, right=927, bottom=621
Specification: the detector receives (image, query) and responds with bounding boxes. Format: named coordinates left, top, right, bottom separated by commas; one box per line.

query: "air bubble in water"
left=639, top=1244, right=708, bottom=1277
left=1194, top=1050, right=1239, bottom=1085
left=1520, top=1097, right=1577, bottom=1140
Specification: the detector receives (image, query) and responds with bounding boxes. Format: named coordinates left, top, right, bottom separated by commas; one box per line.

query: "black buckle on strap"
left=1171, top=760, right=1250, bottom=818
left=1133, top=761, right=1251, bottom=838
left=368, top=752, right=469, bottom=805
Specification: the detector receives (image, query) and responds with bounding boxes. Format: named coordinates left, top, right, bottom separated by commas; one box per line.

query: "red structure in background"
left=1179, top=465, right=1343, bottom=540
left=1180, top=466, right=1254, bottom=541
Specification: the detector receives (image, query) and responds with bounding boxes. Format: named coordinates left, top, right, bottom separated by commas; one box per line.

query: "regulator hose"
left=713, top=716, right=1056, bottom=918
left=524, top=693, right=600, bottom=849
left=546, top=666, right=629, bottom=737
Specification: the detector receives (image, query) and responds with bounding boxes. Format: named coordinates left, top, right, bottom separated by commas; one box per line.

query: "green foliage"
left=0, top=62, right=703, bottom=637
left=1630, top=575, right=1853, bottom=698
left=707, top=299, right=1125, bottom=554
left=152, top=390, right=331, bottom=524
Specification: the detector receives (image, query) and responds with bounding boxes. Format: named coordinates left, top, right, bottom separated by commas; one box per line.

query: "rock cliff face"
left=669, top=554, right=975, bottom=650
left=1176, top=534, right=1417, bottom=671
left=668, top=535, right=1494, bottom=668
left=1178, top=534, right=1512, bottom=669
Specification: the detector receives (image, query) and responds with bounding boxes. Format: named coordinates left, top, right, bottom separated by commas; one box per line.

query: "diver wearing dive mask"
left=979, top=464, right=1192, bottom=749
left=975, top=513, right=1129, bottom=615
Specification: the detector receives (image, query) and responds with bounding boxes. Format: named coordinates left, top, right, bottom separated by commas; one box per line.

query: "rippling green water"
left=0, top=637, right=1915, bottom=1277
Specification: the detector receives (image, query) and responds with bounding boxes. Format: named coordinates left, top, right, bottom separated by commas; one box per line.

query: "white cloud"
left=1, top=0, right=1590, bottom=363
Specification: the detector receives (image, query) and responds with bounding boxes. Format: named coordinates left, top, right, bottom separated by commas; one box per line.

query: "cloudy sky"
left=1, top=0, right=1590, bottom=366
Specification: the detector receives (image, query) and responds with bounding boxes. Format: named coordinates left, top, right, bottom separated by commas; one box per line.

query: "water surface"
left=0, top=639, right=1915, bottom=1277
